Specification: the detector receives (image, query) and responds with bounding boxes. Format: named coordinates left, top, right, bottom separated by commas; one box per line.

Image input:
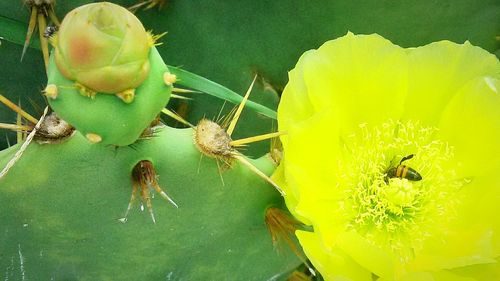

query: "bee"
left=385, top=154, right=422, bottom=183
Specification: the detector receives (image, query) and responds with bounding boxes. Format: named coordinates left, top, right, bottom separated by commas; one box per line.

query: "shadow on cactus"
left=0, top=2, right=303, bottom=280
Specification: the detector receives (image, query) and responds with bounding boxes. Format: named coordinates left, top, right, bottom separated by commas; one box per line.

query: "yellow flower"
left=274, top=32, right=500, bottom=280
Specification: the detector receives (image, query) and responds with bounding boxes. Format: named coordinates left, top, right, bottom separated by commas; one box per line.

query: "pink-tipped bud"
left=54, top=2, right=151, bottom=94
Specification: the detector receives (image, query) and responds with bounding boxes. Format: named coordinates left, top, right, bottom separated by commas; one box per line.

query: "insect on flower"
left=385, top=154, right=423, bottom=183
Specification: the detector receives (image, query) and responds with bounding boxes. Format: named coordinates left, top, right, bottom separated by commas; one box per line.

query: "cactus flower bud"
left=46, top=2, right=172, bottom=146
left=53, top=2, right=151, bottom=94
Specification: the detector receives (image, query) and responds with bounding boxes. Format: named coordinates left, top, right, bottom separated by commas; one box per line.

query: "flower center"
left=382, top=178, right=419, bottom=215
left=337, top=120, right=465, bottom=261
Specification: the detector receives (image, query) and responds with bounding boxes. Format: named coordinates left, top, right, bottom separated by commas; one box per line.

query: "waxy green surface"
left=0, top=126, right=299, bottom=280
left=47, top=47, right=171, bottom=146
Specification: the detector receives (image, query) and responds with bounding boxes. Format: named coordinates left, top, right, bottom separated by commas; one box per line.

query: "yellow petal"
left=378, top=272, right=433, bottom=281
left=437, top=76, right=500, bottom=178
left=450, top=257, right=500, bottom=281
left=282, top=111, right=347, bottom=231
left=279, top=32, right=409, bottom=136
left=409, top=226, right=496, bottom=272
left=402, top=40, right=500, bottom=127
left=436, top=76, right=500, bottom=256
left=301, top=32, right=408, bottom=133
left=335, top=230, right=395, bottom=279
left=395, top=271, right=477, bottom=281
left=429, top=270, right=478, bottom=281
left=379, top=270, right=479, bottom=281
left=296, top=230, right=372, bottom=281
left=278, top=50, right=316, bottom=138
left=271, top=161, right=311, bottom=225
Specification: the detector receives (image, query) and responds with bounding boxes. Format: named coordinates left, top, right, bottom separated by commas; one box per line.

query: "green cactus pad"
left=0, top=126, right=299, bottom=280
left=47, top=47, right=171, bottom=146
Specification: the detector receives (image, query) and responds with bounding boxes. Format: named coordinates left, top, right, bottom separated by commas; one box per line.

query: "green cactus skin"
left=47, top=46, right=171, bottom=146
left=0, top=126, right=300, bottom=280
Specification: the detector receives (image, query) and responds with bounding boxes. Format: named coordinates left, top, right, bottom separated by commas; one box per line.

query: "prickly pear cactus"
left=0, top=2, right=300, bottom=280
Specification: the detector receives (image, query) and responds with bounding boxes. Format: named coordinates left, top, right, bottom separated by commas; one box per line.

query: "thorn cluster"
left=121, top=160, right=178, bottom=224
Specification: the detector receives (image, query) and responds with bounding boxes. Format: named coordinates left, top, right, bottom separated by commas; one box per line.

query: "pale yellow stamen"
left=338, top=120, right=463, bottom=260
